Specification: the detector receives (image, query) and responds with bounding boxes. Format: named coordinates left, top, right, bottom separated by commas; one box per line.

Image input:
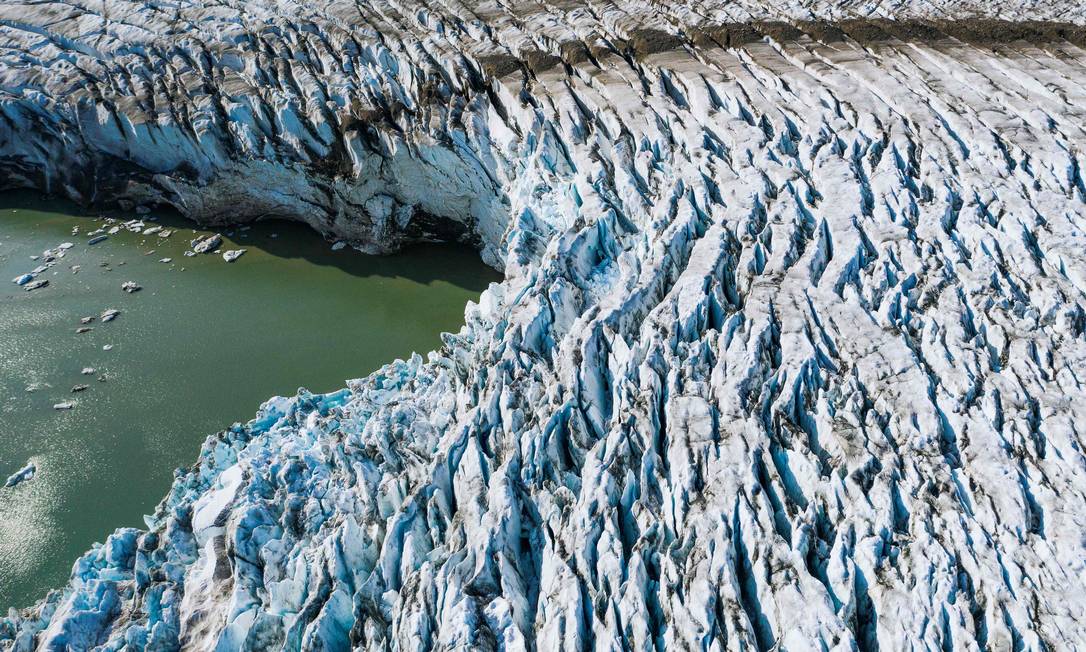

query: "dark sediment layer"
left=489, top=19, right=1086, bottom=73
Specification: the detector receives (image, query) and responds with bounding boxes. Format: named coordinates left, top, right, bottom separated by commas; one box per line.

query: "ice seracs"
left=3, top=0, right=1086, bottom=650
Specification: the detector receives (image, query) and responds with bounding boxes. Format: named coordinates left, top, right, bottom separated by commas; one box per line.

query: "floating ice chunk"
left=101, top=308, right=120, bottom=322
left=159, top=257, right=172, bottom=263
left=192, top=234, right=222, bottom=253
left=71, top=384, right=89, bottom=393
left=4, top=462, right=36, bottom=488
left=12, top=273, right=33, bottom=285
left=222, top=249, right=246, bottom=262
left=121, top=281, right=141, bottom=293
left=143, top=226, right=161, bottom=236
left=58, top=242, right=74, bottom=250
left=53, top=402, right=74, bottom=410
left=24, top=279, right=48, bottom=291
left=102, top=344, right=113, bottom=351
left=75, top=327, right=92, bottom=334
left=331, top=241, right=346, bottom=251
left=81, top=367, right=96, bottom=375
left=88, top=235, right=108, bottom=245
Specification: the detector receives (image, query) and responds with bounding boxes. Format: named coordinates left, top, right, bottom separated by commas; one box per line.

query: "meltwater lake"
left=0, top=192, right=500, bottom=609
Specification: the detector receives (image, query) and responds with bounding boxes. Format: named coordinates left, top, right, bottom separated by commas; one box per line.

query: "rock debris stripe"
left=2, top=1, right=1086, bottom=650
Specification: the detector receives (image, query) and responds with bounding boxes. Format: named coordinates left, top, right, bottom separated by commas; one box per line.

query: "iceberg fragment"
left=4, top=462, right=36, bottom=488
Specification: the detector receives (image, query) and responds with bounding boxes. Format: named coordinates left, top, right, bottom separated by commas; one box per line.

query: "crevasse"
left=3, top=1, right=1086, bottom=649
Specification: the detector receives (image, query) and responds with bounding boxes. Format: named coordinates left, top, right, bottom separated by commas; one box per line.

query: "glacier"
left=3, top=0, right=1086, bottom=650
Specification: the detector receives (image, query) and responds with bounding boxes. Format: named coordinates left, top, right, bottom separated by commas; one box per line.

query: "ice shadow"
left=0, top=190, right=503, bottom=292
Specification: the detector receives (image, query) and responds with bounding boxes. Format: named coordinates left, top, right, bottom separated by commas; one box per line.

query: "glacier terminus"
left=2, top=0, right=1086, bottom=650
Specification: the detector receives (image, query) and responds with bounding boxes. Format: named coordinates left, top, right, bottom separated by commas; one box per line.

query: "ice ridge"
left=3, top=1, right=1086, bottom=650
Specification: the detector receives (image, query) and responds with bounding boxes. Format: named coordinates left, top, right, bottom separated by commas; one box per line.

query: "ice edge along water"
left=3, top=1, right=1086, bottom=650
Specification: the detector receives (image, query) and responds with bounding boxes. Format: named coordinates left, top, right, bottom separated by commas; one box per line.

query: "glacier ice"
left=3, top=0, right=1086, bottom=650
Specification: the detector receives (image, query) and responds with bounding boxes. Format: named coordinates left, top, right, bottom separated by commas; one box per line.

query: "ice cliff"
left=3, top=1, right=1086, bottom=649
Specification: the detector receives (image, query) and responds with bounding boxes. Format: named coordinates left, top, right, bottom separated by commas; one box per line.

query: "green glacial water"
left=0, top=192, right=500, bottom=609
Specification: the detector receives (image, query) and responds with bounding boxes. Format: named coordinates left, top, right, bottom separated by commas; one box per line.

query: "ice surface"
left=2, top=1, right=1086, bottom=650
left=3, top=463, right=35, bottom=489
